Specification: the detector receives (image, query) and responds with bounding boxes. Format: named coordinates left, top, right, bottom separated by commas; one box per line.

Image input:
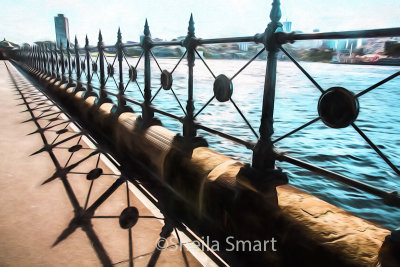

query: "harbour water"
left=91, top=56, right=399, bottom=229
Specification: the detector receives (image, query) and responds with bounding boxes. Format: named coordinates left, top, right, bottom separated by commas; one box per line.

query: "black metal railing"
left=10, top=0, right=400, bottom=208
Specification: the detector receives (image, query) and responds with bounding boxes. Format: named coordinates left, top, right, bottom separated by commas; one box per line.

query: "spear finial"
left=117, top=27, right=122, bottom=43
left=144, top=19, right=150, bottom=37
left=98, top=30, right=103, bottom=42
left=188, top=13, right=195, bottom=37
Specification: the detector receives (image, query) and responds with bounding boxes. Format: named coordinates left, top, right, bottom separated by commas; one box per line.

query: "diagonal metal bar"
left=123, top=79, right=131, bottom=93
left=277, top=153, right=400, bottom=205
left=171, top=87, right=187, bottom=116
left=149, top=50, right=162, bottom=72
left=103, top=53, right=110, bottom=65
left=351, top=123, right=400, bottom=175
left=280, top=45, right=324, bottom=93
left=230, top=98, right=259, bottom=139
left=231, top=48, right=266, bottom=80
left=135, top=51, right=144, bottom=69
left=171, top=50, right=187, bottom=74
left=112, top=76, right=119, bottom=89
left=122, top=50, right=132, bottom=68
left=355, top=71, right=400, bottom=97
left=111, top=53, right=117, bottom=67
left=273, top=117, right=320, bottom=144
left=194, top=49, right=216, bottom=79
left=135, top=80, right=145, bottom=99
left=194, top=96, right=215, bottom=119
left=150, top=85, right=163, bottom=102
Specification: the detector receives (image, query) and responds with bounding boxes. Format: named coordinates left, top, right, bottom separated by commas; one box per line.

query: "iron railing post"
left=55, top=43, right=60, bottom=81
left=41, top=44, right=45, bottom=73
left=30, top=46, right=33, bottom=69
left=113, top=28, right=132, bottom=115
left=45, top=43, right=49, bottom=76
left=183, top=14, right=197, bottom=145
left=47, top=43, right=51, bottom=76
left=31, top=46, right=34, bottom=69
left=36, top=45, right=40, bottom=72
left=141, top=19, right=154, bottom=125
left=82, top=35, right=95, bottom=99
left=252, top=0, right=283, bottom=170
left=40, top=44, right=45, bottom=74
left=50, top=43, right=55, bottom=78
left=40, top=44, right=46, bottom=75
left=73, top=36, right=83, bottom=92
left=96, top=30, right=112, bottom=105
left=60, top=43, right=67, bottom=84
left=66, top=40, right=75, bottom=87
left=32, top=46, right=35, bottom=70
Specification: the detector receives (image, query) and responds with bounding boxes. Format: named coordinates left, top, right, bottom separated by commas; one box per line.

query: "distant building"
left=54, top=14, right=70, bottom=48
left=0, top=38, right=19, bottom=59
left=282, top=20, right=292, bottom=32
left=336, top=39, right=348, bottom=51
left=238, top=43, right=248, bottom=51
left=322, top=40, right=336, bottom=49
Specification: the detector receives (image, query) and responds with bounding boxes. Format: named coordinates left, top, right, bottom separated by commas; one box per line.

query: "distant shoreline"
left=330, top=61, right=400, bottom=67
left=100, top=53, right=400, bottom=66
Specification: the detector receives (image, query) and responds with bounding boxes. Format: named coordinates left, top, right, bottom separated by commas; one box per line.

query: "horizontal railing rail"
left=9, top=0, right=400, bottom=209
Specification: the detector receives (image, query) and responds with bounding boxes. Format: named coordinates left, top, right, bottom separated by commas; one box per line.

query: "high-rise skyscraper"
left=282, top=20, right=292, bottom=32
left=54, top=14, right=69, bottom=48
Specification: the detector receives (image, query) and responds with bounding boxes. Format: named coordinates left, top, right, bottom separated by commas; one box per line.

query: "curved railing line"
left=12, top=0, right=400, bottom=209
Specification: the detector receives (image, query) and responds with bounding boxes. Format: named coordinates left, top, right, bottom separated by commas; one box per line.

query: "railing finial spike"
left=85, top=34, right=89, bottom=46
left=144, top=19, right=150, bottom=36
left=98, top=30, right=103, bottom=42
left=74, top=35, right=78, bottom=46
left=117, top=27, right=122, bottom=43
left=188, top=13, right=195, bottom=37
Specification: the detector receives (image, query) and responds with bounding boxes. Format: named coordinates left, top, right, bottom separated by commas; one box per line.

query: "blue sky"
left=1, top=0, right=399, bottom=45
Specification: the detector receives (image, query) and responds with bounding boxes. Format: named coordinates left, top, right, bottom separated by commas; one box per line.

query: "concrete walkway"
left=0, top=61, right=215, bottom=267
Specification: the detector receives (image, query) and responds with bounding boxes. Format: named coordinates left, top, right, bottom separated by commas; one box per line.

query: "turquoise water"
left=85, top=56, right=400, bottom=230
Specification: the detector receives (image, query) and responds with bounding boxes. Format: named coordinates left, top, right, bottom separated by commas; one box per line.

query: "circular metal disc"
left=213, top=74, right=233, bottom=102
left=161, top=70, right=173, bottom=90
left=318, top=86, right=359, bottom=128
left=129, top=66, right=137, bottom=82
left=107, top=64, right=114, bottom=76
left=92, top=63, right=98, bottom=73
